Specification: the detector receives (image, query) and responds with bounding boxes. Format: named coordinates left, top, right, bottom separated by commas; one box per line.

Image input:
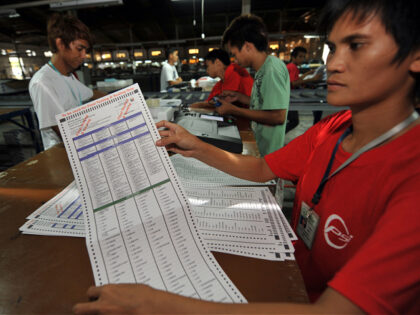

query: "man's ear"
left=55, top=38, right=65, bottom=51
left=242, top=41, right=251, bottom=52
left=409, top=50, right=420, bottom=73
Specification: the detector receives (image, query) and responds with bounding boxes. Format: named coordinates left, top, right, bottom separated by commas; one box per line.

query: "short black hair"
left=319, top=0, right=419, bottom=103
left=166, top=47, right=178, bottom=59
left=47, top=13, right=93, bottom=53
left=291, top=46, right=307, bottom=58
left=318, top=0, right=419, bottom=65
left=205, top=49, right=231, bottom=66
left=222, top=14, right=268, bottom=52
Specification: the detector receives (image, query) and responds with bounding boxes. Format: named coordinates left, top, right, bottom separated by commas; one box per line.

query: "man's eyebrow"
left=326, top=33, right=370, bottom=46
left=342, top=33, right=370, bottom=42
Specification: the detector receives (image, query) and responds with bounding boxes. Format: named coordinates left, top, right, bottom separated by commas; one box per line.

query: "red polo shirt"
left=207, top=64, right=253, bottom=104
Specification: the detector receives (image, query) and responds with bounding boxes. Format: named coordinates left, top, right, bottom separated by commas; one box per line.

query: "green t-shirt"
left=250, top=55, right=290, bottom=156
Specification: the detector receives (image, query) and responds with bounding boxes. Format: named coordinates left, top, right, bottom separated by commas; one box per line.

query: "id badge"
left=297, top=201, right=320, bottom=249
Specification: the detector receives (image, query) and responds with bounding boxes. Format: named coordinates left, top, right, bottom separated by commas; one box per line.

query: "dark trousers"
left=286, top=110, right=299, bottom=133
left=313, top=110, right=323, bottom=124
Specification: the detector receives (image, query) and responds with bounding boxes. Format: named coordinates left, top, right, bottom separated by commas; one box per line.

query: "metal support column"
left=242, top=0, right=251, bottom=15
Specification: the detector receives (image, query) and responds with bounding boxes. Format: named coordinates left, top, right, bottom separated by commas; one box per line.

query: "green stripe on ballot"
left=93, top=178, right=171, bottom=213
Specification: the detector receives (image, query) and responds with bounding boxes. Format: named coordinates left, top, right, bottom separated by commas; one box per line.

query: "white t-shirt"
left=29, top=64, right=93, bottom=150
left=160, top=62, right=179, bottom=92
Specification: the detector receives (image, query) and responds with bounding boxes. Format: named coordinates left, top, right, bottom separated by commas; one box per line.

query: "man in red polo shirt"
left=191, top=49, right=253, bottom=109
left=286, top=46, right=323, bottom=133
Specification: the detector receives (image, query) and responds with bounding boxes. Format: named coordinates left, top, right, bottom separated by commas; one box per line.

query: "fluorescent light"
left=50, top=0, right=123, bottom=10
left=304, top=35, right=320, bottom=39
left=0, top=8, right=20, bottom=18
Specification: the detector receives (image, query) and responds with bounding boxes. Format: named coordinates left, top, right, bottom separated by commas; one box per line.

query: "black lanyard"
left=311, top=111, right=419, bottom=206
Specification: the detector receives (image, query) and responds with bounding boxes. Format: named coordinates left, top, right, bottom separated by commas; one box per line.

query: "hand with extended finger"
left=214, top=98, right=237, bottom=116
left=73, top=284, right=214, bottom=314
left=155, top=120, right=203, bottom=157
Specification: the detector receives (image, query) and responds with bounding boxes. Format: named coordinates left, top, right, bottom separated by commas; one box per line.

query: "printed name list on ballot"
left=56, top=84, right=246, bottom=303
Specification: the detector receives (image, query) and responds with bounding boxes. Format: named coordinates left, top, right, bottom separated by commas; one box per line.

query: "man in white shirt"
left=29, top=13, right=106, bottom=150
left=160, top=48, right=183, bottom=92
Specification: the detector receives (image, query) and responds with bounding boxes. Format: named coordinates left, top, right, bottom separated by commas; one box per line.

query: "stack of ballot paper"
left=19, top=83, right=297, bottom=304
left=27, top=84, right=246, bottom=302
left=20, top=155, right=296, bottom=261
left=169, top=155, right=297, bottom=261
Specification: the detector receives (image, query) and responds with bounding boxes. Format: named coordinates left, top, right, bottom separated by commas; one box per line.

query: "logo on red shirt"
left=324, top=214, right=353, bottom=249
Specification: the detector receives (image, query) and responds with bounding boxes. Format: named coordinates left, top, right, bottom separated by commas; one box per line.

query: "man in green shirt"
left=216, top=14, right=290, bottom=156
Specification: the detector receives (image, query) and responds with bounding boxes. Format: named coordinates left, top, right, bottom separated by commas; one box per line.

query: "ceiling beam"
left=0, top=0, right=74, bottom=10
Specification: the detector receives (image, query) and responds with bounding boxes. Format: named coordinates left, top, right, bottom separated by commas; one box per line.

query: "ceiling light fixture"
left=304, top=35, right=320, bottom=39
left=192, top=0, right=196, bottom=26
left=0, top=8, right=20, bottom=18
left=50, top=0, right=123, bottom=10
left=201, top=0, right=205, bottom=39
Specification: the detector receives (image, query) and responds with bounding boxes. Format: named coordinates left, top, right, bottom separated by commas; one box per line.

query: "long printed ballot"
left=56, top=84, right=245, bottom=303
left=20, top=182, right=296, bottom=261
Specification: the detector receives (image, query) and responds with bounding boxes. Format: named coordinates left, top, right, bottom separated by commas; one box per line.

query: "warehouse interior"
left=0, top=0, right=328, bottom=170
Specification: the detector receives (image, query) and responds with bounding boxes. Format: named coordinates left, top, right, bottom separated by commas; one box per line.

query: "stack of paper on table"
left=170, top=155, right=297, bottom=260
left=21, top=156, right=296, bottom=261
left=22, top=84, right=246, bottom=303
left=20, top=83, right=295, bottom=271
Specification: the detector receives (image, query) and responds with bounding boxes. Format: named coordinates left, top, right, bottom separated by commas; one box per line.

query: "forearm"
left=291, top=80, right=304, bottom=88
left=203, top=301, right=314, bottom=314
left=190, top=101, right=212, bottom=109
left=169, top=77, right=182, bottom=85
left=136, top=288, right=364, bottom=315
left=292, top=73, right=321, bottom=87
left=229, top=107, right=287, bottom=125
left=204, top=287, right=364, bottom=314
left=237, top=93, right=251, bottom=105
left=91, top=89, right=107, bottom=100
left=156, top=120, right=275, bottom=182
left=191, top=140, right=275, bottom=182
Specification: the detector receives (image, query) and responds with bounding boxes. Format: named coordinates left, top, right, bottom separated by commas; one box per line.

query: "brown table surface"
left=0, top=145, right=308, bottom=314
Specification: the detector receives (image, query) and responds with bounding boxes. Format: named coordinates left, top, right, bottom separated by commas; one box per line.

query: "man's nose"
left=327, top=50, right=345, bottom=74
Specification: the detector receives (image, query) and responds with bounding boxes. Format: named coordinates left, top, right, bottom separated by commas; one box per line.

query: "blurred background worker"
left=160, top=48, right=183, bottom=92
left=29, top=13, right=106, bottom=150
left=217, top=15, right=290, bottom=156
left=190, top=49, right=253, bottom=109
left=286, top=46, right=323, bottom=133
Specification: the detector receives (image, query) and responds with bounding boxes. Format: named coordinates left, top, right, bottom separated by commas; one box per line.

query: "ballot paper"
left=19, top=181, right=85, bottom=237
left=20, top=218, right=85, bottom=237
left=170, top=154, right=276, bottom=187
left=20, top=182, right=296, bottom=261
left=186, top=186, right=295, bottom=261
left=54, top=84, right=245, bottom=303
left=26, top=181, right=84, bottom=225
left=20, top=156, right=296, bottom=261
